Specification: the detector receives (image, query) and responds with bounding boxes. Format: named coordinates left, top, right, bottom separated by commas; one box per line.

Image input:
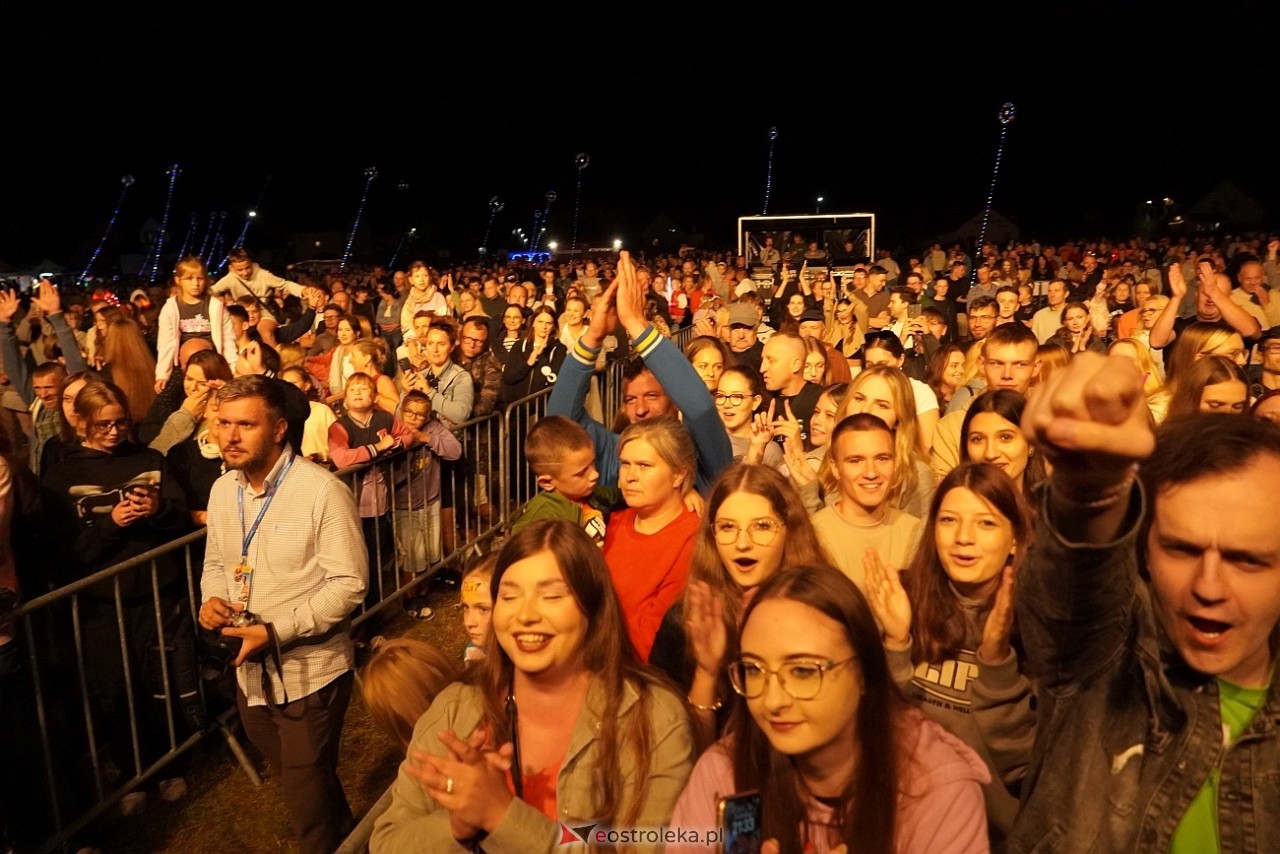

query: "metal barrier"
left=1, top=328, right=693, bottom=852
left=0, top=405, right=528, bottom=853
left=1, top=530, right=255, bottom=854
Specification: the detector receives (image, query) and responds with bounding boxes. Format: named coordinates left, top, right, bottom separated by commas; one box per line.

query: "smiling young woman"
left=668, top=565, right=990, bottom=854
left=863, top=461, right=1035, bottom=847
left=371, top=520, right=695, bottom=852
left=649, top=464, right=834, bottom=744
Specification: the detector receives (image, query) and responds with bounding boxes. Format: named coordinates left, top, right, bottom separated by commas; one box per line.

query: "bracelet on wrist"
left=1051, top=464, right=1138, bottom=510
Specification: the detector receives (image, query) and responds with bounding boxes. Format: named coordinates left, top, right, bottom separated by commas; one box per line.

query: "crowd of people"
left=2, top=229, right=1280, bottom=853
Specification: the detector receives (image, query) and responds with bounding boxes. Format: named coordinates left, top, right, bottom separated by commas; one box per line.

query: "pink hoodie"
left=667, top=709, right=991, bottom=853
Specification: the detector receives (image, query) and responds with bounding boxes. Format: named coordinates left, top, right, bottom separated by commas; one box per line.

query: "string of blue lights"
left=762, top=127, right=778, bottom=215
left=77, top=175, right=134, bottom=283
left=481, top=196, right=503, bottom=257
left=975, top=103, right=1016, bottom=273
left=147, top=164, right=182, bottom=283
left=572, top=153, right=589, bottom=254
left=340, top=167, right=378, bottom=273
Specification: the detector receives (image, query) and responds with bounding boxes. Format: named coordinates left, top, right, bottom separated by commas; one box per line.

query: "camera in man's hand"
left=199, top=610, right=259, bottom=680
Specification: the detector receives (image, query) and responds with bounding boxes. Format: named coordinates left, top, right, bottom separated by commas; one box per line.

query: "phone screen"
left=717, top=791, right=762, bottom=854
left=908, top=304, right=923, bottom=318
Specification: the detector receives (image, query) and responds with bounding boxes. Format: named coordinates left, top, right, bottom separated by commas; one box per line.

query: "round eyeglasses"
left=713, top=518, right=784, bottom=546
left=728, top=656, right=857, bottom=701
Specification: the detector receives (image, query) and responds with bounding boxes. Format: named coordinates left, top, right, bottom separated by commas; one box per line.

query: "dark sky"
left=5, top=1, right=1277, bottom=271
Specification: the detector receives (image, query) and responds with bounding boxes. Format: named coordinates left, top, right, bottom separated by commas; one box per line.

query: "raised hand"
left=863, top=548, right=912, bottom=647
left=744, top=400, right=776, bottom=465
left=1021, top=350, right=1153, bottom=499
left=0, top=290, right=18, bottom=324
left=1166, top=263, right=1187, bottom=300
left=782, top=428, right=816, bottom=488
left=33, top=280, right=62, bottom=316
left=614, top=251, right=647, bottom=337
left=583, top=279, right=619, bottom=348
left=978, top=565, right=1017, bottom=663
left=685, top=581, right=727, bottom=677
left=770, top=399, right=803, bottom=448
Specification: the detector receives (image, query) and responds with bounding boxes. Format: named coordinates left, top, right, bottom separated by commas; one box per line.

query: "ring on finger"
left=445, top=776, right=455, bottom=794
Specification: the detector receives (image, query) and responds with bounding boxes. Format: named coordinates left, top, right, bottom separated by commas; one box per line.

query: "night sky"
left=6, top=1, right=1277, bottom=271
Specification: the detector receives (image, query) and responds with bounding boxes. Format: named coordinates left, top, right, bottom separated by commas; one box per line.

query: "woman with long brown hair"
left=864, top=461, right=1035, bottom=847
left=100, top=317, right=157, bottom=420
left=650, top=463, right=834, bottom=743
left=669, top=564, right=989, bottom=853
left=371, top=520, right=694, bottom=852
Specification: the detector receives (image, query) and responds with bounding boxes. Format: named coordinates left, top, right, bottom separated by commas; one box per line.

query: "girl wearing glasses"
left=42, top=380, right=191, bottom=799
left=650, top=464, right=833, bottom=744
left=715, top=366, right=782, bottom=468
left=863, top=461, right=1035, bottom=848
left=372, top=520, right=694, bottom=852
left=669, top=564, right=989, bottom=853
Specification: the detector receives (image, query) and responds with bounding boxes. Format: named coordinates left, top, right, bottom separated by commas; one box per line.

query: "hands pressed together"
left=404, top=727, right=516, bottom=842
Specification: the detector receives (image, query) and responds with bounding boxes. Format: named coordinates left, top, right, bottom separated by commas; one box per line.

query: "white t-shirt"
left=910, top=377, right=939, bottom=415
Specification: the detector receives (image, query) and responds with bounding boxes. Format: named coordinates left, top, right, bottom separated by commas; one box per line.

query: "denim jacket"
left=1011, top=484, right=1280, bottom=853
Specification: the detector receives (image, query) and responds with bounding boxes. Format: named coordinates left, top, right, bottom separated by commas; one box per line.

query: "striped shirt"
left=201, top=446, right=367, bottom=707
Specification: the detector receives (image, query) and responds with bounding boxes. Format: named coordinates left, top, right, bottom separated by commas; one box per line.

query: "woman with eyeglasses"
left=42, top=380, right=194, bottom=800
left=863, top=462, right=1035, bottom=848
left=668, top=564, right=989, bottom=853
left=43, top=379, right=186, bottom=583
left=714, top=366, right=782, bottom=468
left=371, top=520, right=694, bottom=853
left=650, top=464, right=834, bottom=745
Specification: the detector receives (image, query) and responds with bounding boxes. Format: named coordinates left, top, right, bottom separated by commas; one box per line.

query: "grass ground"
left=88, top=581, right=467, bottom=854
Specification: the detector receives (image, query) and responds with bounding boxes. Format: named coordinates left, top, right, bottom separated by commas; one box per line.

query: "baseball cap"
left=728, top=304, right=758, bottom=327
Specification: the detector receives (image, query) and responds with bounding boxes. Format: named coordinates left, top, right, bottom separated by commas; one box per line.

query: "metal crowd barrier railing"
left=0, top=393, right=552, bottom=853
left=2, top=325, right=696, bottom=852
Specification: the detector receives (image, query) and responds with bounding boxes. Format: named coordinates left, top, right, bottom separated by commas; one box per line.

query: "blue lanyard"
left=237, top=453, right=296, bottom=561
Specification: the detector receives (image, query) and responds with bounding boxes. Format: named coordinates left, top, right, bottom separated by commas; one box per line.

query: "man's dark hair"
left=226, top=304, right=250, bottom=324
left=621, top=354, right=653, bottom=385
left=1143, top=415, right=1280, bottom=498
left=1138, top=416, right=1280, bottom=566
left=461, top=316, right=490, bottom=338
left=868, top=265, right=888, bottom=277
left=33, top=361, right=68, bottom=381
left=968, top=296, right=998, bottom=315
left=995, top=285, right=1019, bottom=300
left=227, top=247, right=251, bottom=264
left=259, top=342, right=281, bottom=376
left=921, top=306, right=947, bottom=326
left=217, top=374, right=286, bottom=425
left=889, top=287, right=918, bottom=306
